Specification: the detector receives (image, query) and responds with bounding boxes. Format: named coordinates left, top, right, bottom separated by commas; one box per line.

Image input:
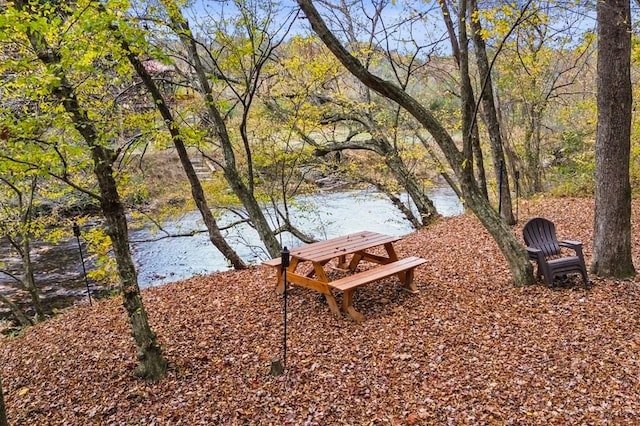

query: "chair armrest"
left=559, top=240, right=582, bottom=248
left=526, top=247, right=544, bottom=261
left=559, top=240, right=584, bottom=256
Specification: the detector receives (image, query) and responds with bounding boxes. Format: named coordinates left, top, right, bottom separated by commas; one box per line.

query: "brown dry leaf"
left=2, top=197, right=640, bottom=425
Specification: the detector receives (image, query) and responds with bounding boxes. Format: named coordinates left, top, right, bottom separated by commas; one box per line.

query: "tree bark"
left=0, top=292, right=32, bottom=327
left=112, top=26, right=248, bottom=270
left=383, top=151, right=439, bottom=226
left=297, top=0, right=535, bottom=286
left=367, top=179, right=423, bottom=229
left=592, top=0, right=635, bottom=278
left=92, top=146, right=168, bottom=380
left=313, top=136, right=440, bottom=226
left=20, top=238, right=44, bottom=321
left=440, top=0, right=488, bottom=200
left=2, top=177, right=45, bottom=321
left=469, top=0, right=516, bottom=224
left=164, top=8, right=282, bottom=258
left=19, top=1, right=168, bottom=380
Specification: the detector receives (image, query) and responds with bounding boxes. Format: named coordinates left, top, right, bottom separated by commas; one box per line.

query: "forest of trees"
left=0, top=0, right=638, bottom=409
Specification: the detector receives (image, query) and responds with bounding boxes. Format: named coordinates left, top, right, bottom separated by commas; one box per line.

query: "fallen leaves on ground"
left=2, top=197, right=640, bottom=425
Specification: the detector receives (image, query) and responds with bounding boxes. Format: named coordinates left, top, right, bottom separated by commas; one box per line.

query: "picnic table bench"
left=263, top=231, right=426, bottom=322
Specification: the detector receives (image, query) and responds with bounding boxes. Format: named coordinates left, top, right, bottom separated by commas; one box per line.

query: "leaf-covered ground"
left=2, top=197, right=640, bottom=425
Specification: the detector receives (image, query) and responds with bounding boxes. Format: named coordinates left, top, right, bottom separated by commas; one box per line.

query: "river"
left=131, top=186, right=463, bottom=287
left=0, top=186, right=462, bottom=320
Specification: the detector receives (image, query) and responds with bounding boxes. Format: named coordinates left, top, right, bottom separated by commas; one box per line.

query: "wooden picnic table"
left=264, top=231, right=426, bottom=322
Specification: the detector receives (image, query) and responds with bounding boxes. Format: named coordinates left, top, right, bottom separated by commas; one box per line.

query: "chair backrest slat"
left=523, top=217, right=561, bottom=257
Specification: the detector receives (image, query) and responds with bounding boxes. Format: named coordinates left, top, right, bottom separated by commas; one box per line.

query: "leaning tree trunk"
left=115, top=32, right=247, bottom=270
left=312, top=135, right=440, bottom=227
left=383, top=149, right=439, bottom=226
left=221, top=166, right=282, bottom=257
left=0, top=293, right=32, bottom=327
left=166, top=10, right=282, bottom=258
left=592, top=0, right=635, bottom=278
left=92, top=147, right=168, bottom=380
left=20, top=6, right=168, bottom=380
left=297, top=0, right=535, bottom=286
left=459, top=173, right=534, bottom=286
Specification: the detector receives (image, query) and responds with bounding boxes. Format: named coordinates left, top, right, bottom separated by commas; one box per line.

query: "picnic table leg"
left=312, top=263, right=341, bottom=318
left=400, top=268, right=419, bottom=294
left=325, top=292, right=342, bottom=319
left=274, top=269, right=284, bottom=294
left=382, top=242, right=411, bottom=283
left=348, top=253, right=363, bottom=270
left=342, top=289, right=364, bottom=323
left=383, top=242, right=399, bottom=262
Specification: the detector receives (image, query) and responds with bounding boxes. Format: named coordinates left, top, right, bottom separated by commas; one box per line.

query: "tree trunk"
left=469, top=0, right=516, bottom=224
left=166, top=9, right=282, bottom=258
left=3, top=177, right=45, bottom=321
left=0, top=293, right=32, bottom=327
left=471, top=127, right=489, bottom=200
left=20, top=239, right=45, bottom=321
left=367, top=179, right=423, bottom=229
left=92, top=147, right=168, bottom=380
left=297, top=0, right=535, bottom=286
left=459, top=1, right=491, bottom=202
left=311, top=135, right=440, bottom=226
left=384, top=152, right=439, bottom=226
left=114, top=30, right=248, bottom=270
left=440, top=0, right=488, bottom=200
left=221, top=166, right=282, bottom=258
left=20, top=5, right=168, bottom=380
left=0, top=374, right=7, bottom=426
left=592, top=0, right=635, bottom=278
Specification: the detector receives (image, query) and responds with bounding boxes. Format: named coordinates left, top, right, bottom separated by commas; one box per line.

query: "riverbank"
left=2, top=197, right=640, bottom=424
left=0, top=186, right=462, bottom=326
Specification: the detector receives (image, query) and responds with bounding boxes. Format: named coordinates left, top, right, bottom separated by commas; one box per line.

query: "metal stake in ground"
left=270, top=247, right=290, bottom=376
left=282, top=247, right=290, bottom=367
left=514, top=170, right=520, bottom=223
left=73, top=222, right=92, bottom=306
left=498, top=159, right=504, bottom=216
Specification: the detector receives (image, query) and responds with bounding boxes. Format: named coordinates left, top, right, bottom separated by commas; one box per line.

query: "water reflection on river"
left=131, top=187, right=463, bottom=288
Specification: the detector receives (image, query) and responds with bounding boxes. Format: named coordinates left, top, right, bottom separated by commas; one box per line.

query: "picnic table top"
left=284, top=231, right=401, bottom=263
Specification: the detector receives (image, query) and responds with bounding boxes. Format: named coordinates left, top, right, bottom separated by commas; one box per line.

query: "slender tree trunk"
left=471, top=126, right=489, bottom=200
left=92, top=148, right=167, bottom=380
left=0, top=293, right=32, bottom=327
left=165, top=8, right=282, bottom=257
left=2, top=178, right=45, bottom=321
left=367, top=179, right=423, bottom=229
left=310, top=134, right=440, bottom=226
left=592, top=0, right=635, bottom=278
left=20, top=239, right=44, bottom=321
left=457, top=0, right=489, bottom=200
left=384, top=152, right=439, bottom=226
left=19, top=2, right=168, bottom=380
left=440, top=0, right=488, bottom=200
left=469, top=0, right=515, bottom=224
left=113, top=29, right=247, bottom=270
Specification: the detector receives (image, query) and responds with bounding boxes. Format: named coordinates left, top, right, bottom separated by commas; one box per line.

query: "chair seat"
left=547, top=256, right=581, bottom=266
left=546, top=256, right=586, bottom=277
